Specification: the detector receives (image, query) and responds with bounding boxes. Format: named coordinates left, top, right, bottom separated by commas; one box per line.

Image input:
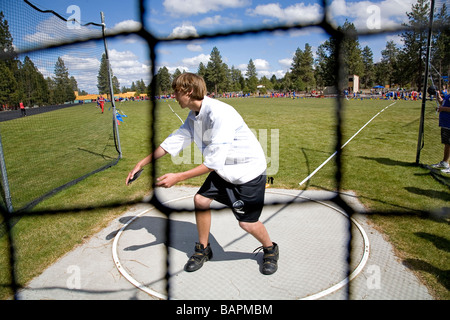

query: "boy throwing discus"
left=126, top=73, right=279, bottom=275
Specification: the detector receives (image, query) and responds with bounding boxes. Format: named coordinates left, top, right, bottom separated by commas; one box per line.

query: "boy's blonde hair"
left=172, top=73, right=206, bottom=100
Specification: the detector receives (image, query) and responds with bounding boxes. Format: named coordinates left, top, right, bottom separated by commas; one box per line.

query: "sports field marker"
left=299, top=102, right=397, bottom=186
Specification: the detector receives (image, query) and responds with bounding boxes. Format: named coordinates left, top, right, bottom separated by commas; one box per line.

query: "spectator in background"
left=98, top=96, right=105, bottom=114
left=430, top=90, right=450, bottom=174
left=19, top=101, right=26, bottom=117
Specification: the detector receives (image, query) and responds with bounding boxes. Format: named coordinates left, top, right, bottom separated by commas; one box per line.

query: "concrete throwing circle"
left=112, top=190, right=370, bottom=300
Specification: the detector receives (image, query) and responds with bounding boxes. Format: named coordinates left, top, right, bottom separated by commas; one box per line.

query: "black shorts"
left=197, top=171, right=266, bottom=223
left=441, top=127, right=450, bottom=145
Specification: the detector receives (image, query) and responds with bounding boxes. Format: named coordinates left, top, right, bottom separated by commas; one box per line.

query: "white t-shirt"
left=160, top=96, right=267, bottom=184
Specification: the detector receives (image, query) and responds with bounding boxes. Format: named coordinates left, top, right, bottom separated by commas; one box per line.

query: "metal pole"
left=0, top=132, right=13, bottom=213
left=416, top=0, right=435, bottom=164
left=101, top=12, right=122, bottom=158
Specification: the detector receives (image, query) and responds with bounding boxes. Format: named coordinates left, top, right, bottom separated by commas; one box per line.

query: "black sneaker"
left=184, top=242, right=213, bottom=272
left=254, top=242, right=279, bottom=275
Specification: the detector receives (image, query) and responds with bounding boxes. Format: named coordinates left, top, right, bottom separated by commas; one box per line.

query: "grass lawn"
left=1, top=97, right=449, bottom=299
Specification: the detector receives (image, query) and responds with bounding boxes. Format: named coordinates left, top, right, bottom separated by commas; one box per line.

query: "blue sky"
left=3, top=0, right=437, bottom=94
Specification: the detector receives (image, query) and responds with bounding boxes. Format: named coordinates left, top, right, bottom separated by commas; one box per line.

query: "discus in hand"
left=127, top=169, right=143, bottom=185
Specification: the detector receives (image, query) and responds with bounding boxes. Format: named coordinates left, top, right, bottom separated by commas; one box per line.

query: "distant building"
left=74, top=91, right=148, bottom=102
left=348, top=75, right=359, bottom=93
left=322, top=75, right=360, bottom=95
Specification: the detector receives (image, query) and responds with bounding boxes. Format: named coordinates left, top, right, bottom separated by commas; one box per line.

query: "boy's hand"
left=156, top=173, right=180, bottom=188
left=125, top=165, right=142, bottom=186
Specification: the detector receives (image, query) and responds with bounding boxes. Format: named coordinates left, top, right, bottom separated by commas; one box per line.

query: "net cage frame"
left=0, top=0, right=448, bottom=300
left=0, top=0, right=123, bottom=215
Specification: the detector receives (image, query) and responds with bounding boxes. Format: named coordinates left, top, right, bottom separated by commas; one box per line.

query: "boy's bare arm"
left=126, top=146, right=168, bottom=185
left=156, top=164, right=213, bottom=188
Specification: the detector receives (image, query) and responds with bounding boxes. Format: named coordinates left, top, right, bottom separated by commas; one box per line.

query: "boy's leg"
left=239, top=221, right=272, bottom=248
left=444, top=144, right=450, bottom=163
left=239, top=220, right=279, bottom=275
left=184, top=194, right=214, bottom=272
left=194, top=193, right=213, bottom=247
left=231, top=174, right=278, bottom=275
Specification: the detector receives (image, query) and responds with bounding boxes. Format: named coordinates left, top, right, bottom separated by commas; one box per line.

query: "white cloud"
left=163, top=0, right=250, bottom=17
left=108, top=20, right=142, bottom=33
left=198, top=15, right=242, bottom=27
left=256, top=69, right=286, bottom=79
left=386, top=34, right=404, bottom=46
left=169, top=23, right=198, bottom=38
left=278, top=58, right=293, bottom=68
left=108, top=49, right=151, bottom=87
left=247, top=2, right=322, bottom=25
left=198, top=15, right=222, bottom=26
left=61, top=54, right=100, bottom=71
left=237, top=63, right=247, bottom=73
left=247, top=0, right=415, bottom=30
left=253, top=59, right=270, bottom=70
left=273, top=70, right=287, bottom=79
left=156, top=53, right=210, bottom=75
left=182, top=53, right=210, bottom=68
left=237, top=59, right=282, bottom=79
left=106, top=20, right=143, bottom=44
left=187, top=44, right=203, bottom=52
left=22, top=15, right=101, bottom=48
left=54, top=54, right=101, bottom=93
left=329, top=0, right=416, bottom=30
left=24, top=31, right=59, bottom=46
left=329, top=0, right=348, bottom=17
left=166, top=66, right=190, bottom=74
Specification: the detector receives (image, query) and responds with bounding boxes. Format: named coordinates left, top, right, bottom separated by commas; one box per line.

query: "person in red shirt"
left=98, top=96, right=105, bottom=113
left=19, top=101, right=26, bottom=117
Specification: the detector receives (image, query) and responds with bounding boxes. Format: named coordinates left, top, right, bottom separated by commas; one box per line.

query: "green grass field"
left=0, top=104, right=119, bottom=210
left=1, top=97, right=449, bottom=299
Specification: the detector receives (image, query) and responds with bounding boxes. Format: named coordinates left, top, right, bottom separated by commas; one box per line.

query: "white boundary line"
left=168, top=104, right=184, bottom=124
left=112, top=191, right=370, bottom=300
left=299, top=102, right=397, bottom=186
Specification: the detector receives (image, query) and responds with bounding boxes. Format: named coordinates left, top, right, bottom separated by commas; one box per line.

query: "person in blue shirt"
left=431, top=90, right=450, bottom=174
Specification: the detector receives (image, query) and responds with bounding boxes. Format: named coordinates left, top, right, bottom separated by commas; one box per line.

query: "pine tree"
left=97, top=53, right=110, bottom=95
left=173, top=68, right=182, bottom=80
left=361, top=46, right=374, bottom=88
left=341, top=21, right=364, bottom=77
left=246, top=59, right=258, bottom=93
left=431, top=3, right=450, bottom=90
left=314, top=44, right=330, bottom=90
left=53, top=57, right=75, bottom=104
left=400, top=0, right=430, bottom=91
left=291, top=44, right=315, bottom=91
left=0, top=62, right=17, bottom=107
left=315, top=20, right=364, bottom=88
left=19, top=56, right=49, bottom=106
left=315, top=39, right=337, bottom=87
left=206, top=47, right=227, bottom=95
left=97, top=53, right=120, bottom=95
left=383, top=41, right=400, bottom=88
left=301, top=44, right=316, bottom=91
left=290, top=47, right=303, bottom=90
left=197, top=62, right=207, bottom=79
left=0, top=11, right=18, bottom=106
left=157, top=66, right=172, bottom=95
left=112, top=76, right=120, bottom=94
left=230, top=66, right=244, bottom=92
left=70, top=76, right=78, bottom=92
